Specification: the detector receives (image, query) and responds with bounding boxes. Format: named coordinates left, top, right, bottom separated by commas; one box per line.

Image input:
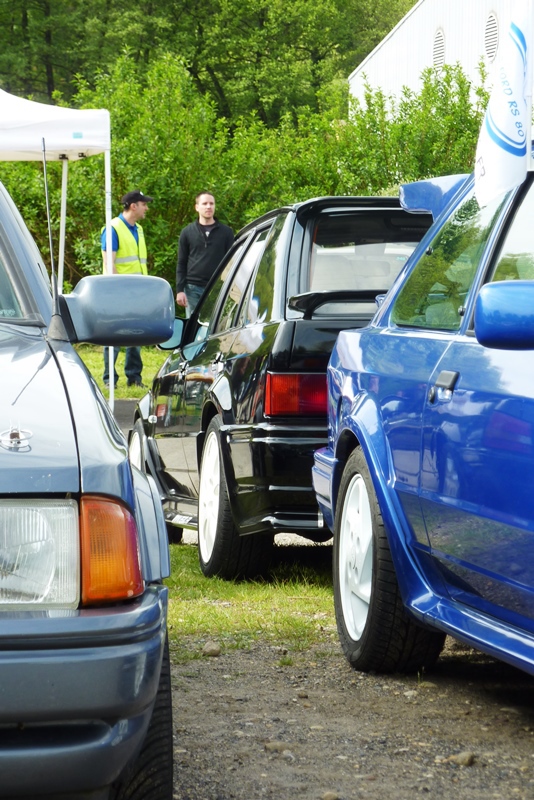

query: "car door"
left=418, top=179, right=534, bottom=622
left=152, top=260, right=237, bottom=500
left=374, top=186, right=508, bottom=557
left=178, top=226, right=273, bottom=495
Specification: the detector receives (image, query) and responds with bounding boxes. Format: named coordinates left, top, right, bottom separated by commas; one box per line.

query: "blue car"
left=0, top=181, right=175, bottom=798
left=313, top=170, right=534, bottom=677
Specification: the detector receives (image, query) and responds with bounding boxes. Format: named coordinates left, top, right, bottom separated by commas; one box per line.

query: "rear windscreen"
left=306, top=210, right=431, bottom=316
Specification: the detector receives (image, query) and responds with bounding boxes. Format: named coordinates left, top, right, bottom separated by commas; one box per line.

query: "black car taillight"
left=265, top=372, right=327, bottom=416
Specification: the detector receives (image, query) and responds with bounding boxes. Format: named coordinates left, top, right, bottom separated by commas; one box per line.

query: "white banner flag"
left=475, top=1, right=531, bottom=207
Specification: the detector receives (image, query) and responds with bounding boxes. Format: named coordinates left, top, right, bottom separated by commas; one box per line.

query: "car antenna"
left=41, top=137, right=68, bottom=341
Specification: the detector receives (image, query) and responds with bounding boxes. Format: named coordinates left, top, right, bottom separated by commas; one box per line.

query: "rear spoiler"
left=288, top=290, right=380, bottom=319
left=400, top=174, right=470, bottom=220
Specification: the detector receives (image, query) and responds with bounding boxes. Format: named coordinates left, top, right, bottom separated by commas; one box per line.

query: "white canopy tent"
left=0, top=88, right=113, bottom=290
left=0, top=88, right=117, bottom=406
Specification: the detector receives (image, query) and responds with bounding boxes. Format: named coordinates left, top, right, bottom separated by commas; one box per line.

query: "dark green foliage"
left=0, top=45, right=487, bottom=290
left=0, top=0, right=413, bottom=125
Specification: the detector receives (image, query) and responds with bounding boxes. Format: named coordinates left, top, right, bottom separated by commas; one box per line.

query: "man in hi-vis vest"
left=101, top=190, right=153, bottom=388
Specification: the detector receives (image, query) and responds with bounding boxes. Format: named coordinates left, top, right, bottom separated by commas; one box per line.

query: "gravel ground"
left=170, top=542, right=534, bottom=800
left=113, top=405, right=534, bottom=800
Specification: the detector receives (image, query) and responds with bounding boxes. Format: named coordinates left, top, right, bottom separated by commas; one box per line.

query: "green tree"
left=0, top=54, right=486, bottom=291
left=0, top=0, right=89, bottom=98
left=0, top=0, right=414, bottom=124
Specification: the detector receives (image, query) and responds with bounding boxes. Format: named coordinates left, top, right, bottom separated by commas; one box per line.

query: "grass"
left=166, top=543, right=336, bottom=663
left=75, top=344, right=169, bottom=400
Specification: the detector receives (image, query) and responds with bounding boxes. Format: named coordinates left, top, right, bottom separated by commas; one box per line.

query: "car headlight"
left=0, top=499, right=79, bottom=608
left=0, top=496, right=144, bottom=609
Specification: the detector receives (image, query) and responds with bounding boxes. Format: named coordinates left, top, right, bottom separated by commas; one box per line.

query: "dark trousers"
left=103, top=346, right=143, bottom=385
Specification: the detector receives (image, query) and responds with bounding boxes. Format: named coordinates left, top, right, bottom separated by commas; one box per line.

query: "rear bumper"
left=221, top=421, right=328, bottom=537
left=0, top=584, right=167, bottom=797
left=312, top=445, right=338, bottom=532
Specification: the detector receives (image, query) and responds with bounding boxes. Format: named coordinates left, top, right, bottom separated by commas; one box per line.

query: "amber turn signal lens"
left=80, top=496, right=144, bottom=605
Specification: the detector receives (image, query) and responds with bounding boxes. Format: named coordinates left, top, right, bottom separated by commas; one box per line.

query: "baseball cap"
left=121, top=190, right=154, bottom=206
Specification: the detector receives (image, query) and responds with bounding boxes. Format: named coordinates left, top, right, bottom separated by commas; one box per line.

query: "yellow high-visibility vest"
left=102, top=217, right=147, bottom=275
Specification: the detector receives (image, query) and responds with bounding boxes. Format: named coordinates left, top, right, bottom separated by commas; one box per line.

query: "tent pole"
left=58, top=158, right=68, bottom=294
left=105, top=148, right=113, bottom=268
left=104, top=148, right=115, bottom=411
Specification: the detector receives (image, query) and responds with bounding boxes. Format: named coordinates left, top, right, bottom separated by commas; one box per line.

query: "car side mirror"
left=157, top=317, right=185, bottom=351
left=475, top=280, right=534, bottom=349
left=61, top=274, right=174, bottom=346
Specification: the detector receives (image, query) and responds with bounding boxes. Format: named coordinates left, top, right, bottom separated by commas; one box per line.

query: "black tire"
left=111, top=634, right=173, bottom=800
left=197, top=416, right=273, bottom=580
left=333, top=448, right=445, bottom=674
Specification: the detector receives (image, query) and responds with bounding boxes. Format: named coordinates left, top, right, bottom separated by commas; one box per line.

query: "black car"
left=131, top=194, right=435, bottom=579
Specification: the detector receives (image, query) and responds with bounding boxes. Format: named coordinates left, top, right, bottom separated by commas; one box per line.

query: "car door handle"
left=428, top=370, right=459, bottom=403
left=435, top=370, right=459, bottom=390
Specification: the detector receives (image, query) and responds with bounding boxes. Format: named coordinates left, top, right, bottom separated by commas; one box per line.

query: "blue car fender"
left=132, top=467, right=171, bottom=582
left=334, top=389, right=393, bottom=517
left=334, top=391, right=437, bottom=620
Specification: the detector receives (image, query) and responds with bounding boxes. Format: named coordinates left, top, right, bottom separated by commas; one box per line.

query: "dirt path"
left=171, top=609, right=534, bottom=800
left=112, top=404, right=534, bottom=799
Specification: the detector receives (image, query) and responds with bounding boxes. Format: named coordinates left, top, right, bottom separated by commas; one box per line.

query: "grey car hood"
left=0, top=326, right=79, bottom=493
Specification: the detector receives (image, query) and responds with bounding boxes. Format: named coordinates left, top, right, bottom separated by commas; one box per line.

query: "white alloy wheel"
left=198, top=415, right=274, bottom=580
left=198, top=427, right=221, bottom=564
left=338, top=472, right=373, bottom=642
left=129, top=421, right=145, bottom=472
left=334, top=448, right=446, bottom=673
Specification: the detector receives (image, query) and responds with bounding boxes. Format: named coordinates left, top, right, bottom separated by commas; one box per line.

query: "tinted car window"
left=244, top=214, right=288, bottom=325
left=0, top=256, right=23, bottom=319
left=236, top=226, right=273, bottom=328
left=215, top=227, right=271, bottom=334
left=307, top=210, right=428, bottom=316
left=391, top=189, right=508, bottom=331
left=181, top=243, right=246, bottom=359
left=491, top=180, right=534, bottom=282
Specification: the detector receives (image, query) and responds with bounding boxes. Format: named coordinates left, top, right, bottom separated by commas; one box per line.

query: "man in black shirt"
left=176, top=192, right=234, bottom=316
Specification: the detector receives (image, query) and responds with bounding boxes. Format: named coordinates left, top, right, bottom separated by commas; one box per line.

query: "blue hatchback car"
left=313, top=170, right=534, bottom=677
left=0, top=181, right=175, bottom=798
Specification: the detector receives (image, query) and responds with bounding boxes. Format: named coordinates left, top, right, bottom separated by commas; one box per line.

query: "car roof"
left=236, top=196, right=404, bottom=237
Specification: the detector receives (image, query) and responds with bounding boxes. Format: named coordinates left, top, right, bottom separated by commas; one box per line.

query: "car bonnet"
left=0, top=326, right=79, bottom=493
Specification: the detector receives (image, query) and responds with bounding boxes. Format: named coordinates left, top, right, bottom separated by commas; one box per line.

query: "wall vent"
left=433, top=29, right=445, bottom=67
left=485, top=13, right=499, bottom=62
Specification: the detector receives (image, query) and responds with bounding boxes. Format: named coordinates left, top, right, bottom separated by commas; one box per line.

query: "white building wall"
left=349, top=0, right=512, bottom=104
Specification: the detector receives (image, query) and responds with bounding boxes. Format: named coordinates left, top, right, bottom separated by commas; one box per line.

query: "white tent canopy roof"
left=0, top=88, right=110, bottom=161
left=0, top=87, right=115, bottom=402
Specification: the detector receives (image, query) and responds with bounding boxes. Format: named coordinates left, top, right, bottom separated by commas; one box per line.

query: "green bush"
left=0, top=57, right=486, bottom=291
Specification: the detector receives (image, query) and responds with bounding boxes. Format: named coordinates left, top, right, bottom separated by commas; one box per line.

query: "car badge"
left=0, top=426, right=33, bottom=452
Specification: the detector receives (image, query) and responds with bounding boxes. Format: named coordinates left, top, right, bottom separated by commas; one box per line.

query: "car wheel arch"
left=198, top=401, right=221, bottom=469
left=332, top=408, right=392, bottom=537
left=332, top=428, right=359, bottom=513
left=334, top=418, right=433, bottom=616
left=198, top=415, right=273, bottom=578
left=332, top=447, right=445, bottom=674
